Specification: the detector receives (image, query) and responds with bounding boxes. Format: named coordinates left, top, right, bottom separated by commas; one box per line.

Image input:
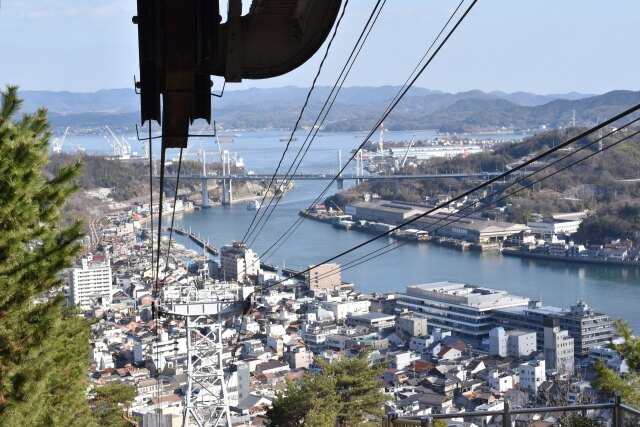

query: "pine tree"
left=266, top=351, right=386, bottom=426
left=592, top=319, right=640, bottom=408
left=90, top=383, right=138, bottom=427
left=0, top=86, right=95, bottom=425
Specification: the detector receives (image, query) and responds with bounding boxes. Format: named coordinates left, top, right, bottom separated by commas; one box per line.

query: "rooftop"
left=405, top=281, right=530, bottom=311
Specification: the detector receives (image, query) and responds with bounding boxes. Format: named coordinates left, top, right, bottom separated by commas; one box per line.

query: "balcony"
left=382, top=393, right=640, bottom=427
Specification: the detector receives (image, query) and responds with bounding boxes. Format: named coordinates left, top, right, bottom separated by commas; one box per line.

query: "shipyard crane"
left=51, top=127, right=70, bottom=154
left=400, top=134, right=417, bottom=168
left=105, top=125, right=134, bottom=159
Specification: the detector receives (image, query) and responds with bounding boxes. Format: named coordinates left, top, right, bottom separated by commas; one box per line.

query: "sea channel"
left=68, top=129, right=640, bottom=331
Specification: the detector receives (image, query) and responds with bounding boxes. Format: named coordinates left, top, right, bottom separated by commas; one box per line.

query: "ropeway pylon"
left=163, top=283, right=250, bottom=426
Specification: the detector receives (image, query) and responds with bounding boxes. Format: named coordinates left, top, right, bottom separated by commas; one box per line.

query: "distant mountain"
left=20, top=85, right=637, bottom=133
left=20, top=88, right=139, bottom=114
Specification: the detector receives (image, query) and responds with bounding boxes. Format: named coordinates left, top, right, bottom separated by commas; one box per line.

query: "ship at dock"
left=247, top=200, right=261, bottom=210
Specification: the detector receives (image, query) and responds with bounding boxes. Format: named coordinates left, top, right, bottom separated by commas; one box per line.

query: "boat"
left=247, top=200, right=261, bottom=210
left=280, top=136, right=298, bottom=142
left=233, top=155, right=245, bottom=169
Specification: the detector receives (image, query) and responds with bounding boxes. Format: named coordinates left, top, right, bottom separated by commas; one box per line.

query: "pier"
left=168, top=226, right=218, bottom=255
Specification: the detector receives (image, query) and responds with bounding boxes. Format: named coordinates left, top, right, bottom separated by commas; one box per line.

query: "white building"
left=489, top=327, right=537, bottom=358
left=320, top=299, right=370, bottom=321
left=141, top=332, right=188, bottom=371
left=396, top=282, right=530, bottom=340
left=544, top=318, right=574, bottom=375
left=488, top=370, right=515, bottom=394
left=527, top=218, right=582, bottom=239
left=519, top=359, right=546, bottom=393
left=219, top=241, right=259, bottom=282
left=69, top=256, right=113, bottom=310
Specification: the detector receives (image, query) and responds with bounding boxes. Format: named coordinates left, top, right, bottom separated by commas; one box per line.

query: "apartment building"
left=69, top=256, right=113, bottom=310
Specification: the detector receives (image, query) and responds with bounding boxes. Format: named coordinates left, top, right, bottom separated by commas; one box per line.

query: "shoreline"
left=502, top=249, right=640, bottom=268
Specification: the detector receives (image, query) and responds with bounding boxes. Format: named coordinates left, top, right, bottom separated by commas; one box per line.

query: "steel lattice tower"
left=163, top=284, right=248, bottom=426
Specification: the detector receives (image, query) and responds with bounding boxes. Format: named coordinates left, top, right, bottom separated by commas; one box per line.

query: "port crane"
left=105, top=125, right=134, bottom=159
left=51, top=127, right=70, bottom=154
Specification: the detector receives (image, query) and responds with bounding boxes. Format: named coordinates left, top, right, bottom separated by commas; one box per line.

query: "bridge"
left=158, top=171, right=507, bottom=207
left=160, top=147, right=511, bottom=207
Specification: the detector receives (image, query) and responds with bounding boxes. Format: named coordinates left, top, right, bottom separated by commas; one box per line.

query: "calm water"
left=129, top=130, right=640, bottom=331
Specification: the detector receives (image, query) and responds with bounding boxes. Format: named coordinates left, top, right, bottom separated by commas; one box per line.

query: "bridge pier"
left=201, top=178, right=210, bottom=208
left=222, top=179, right=233, bottom=205
left=336, top=178, right=344, bottom=191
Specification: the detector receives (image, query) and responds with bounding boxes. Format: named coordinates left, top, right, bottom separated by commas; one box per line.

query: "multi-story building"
left=307, top=263, right=341, bottom=292
left=493, top=300, right=612, bottom=357
left=488, top=327, right=537, bottom=358
left=300, top=322, right=340, bottom=353
left=396, top=309, right=429, bottom=337
left=347, top=312, right=396, bottom=332
left=320, top=298, right=370, bottom=321
left=396, top=282, right=530, bottom=341
left=219, top=241, right=259, bottom=282
left=69, top=255, right=113, bottom=310
left=519, top=359, right=546, bottom=393
left=544, top=318, right=574, bottom=374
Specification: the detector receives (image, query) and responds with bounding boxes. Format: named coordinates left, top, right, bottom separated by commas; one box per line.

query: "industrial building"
left=345, top=200, right=529, bottom=243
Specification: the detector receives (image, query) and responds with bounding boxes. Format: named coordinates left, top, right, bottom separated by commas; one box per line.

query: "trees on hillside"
left=0, top=86, right=94, bottom=425
left=266, top=352, right=386, bottom=426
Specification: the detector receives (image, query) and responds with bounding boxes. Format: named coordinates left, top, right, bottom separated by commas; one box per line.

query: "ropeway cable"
left=255, top=0, right=477, bottom=260
left=305, top=124, right=640, bottom=284
left=241, top=0, right=351, bottom=243
left=245, top=0, right=388, bottom=247
left=257, top=102, right=640, bottom=289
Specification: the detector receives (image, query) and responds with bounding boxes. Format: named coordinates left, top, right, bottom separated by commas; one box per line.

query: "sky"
left=0, top=0, right=638, bottom=94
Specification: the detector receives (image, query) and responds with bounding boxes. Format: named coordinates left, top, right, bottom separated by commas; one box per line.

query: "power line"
left=260, top=102, right=640, bottom=288
left=246, top=0, right=388, bottom=248
left=256, top=0, right=476, bottom=260
left=242, top=0, right=351, bottom=243
left=308, top=124, right=640, bottom=284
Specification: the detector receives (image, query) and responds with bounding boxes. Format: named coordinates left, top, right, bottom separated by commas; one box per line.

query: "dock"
left=168, top=227, right=219, bottom=255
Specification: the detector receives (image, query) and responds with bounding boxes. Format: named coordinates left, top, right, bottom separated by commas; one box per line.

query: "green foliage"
left=574, top=202, right=640, bottom=244
left=46, top=154, right=149, bottom=201
left=433, top=419, right=448, bottom=427
left=0, top=85, right=94, bottom=425
left=566, top=416, right=602, bottom=427
left=90, top=383, right=138, bottom=427
left=267, top=352, right=386, bottom=427
left=592, top=320, right=640, bottom=408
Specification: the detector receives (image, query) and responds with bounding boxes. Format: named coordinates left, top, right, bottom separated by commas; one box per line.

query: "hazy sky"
left=0, top=0, right=638, bottom=94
